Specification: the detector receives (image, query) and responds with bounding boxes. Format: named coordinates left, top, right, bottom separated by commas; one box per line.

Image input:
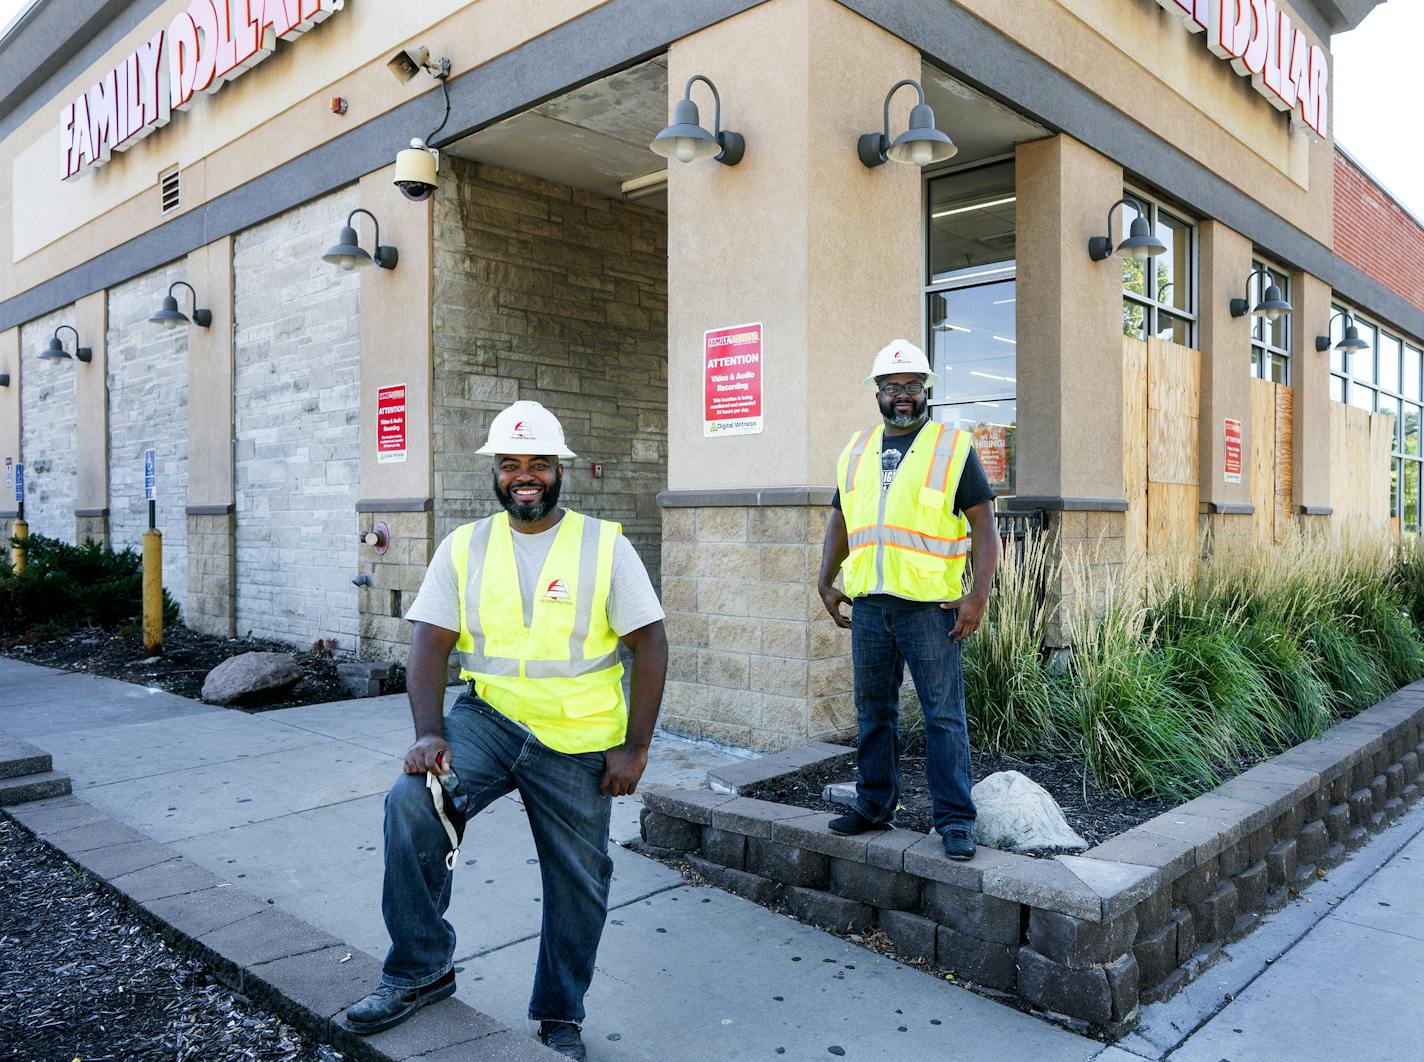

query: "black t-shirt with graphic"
left=831, top=421, right=995, bottom=610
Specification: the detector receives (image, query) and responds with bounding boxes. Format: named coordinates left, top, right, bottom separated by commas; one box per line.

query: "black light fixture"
left=1316, top=309, right=1370, bottom=353
left=1088, top=196, right=1169, bottom=262
left=322, top=208, right=399, bottom=271
left=650, top=74, right=744, bottom=166
left=0, top=373, right=9, bottom=386
left=1230, top=267, right=1292, bottom=321
left=859, top=79, right=956, bottom=168
left=40, top=324, right=91, bottom=363
left=148, top=281, right=212, bottom=328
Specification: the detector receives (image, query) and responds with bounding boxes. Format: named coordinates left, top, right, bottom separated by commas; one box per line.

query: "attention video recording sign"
left=703, top=322, right=763, bottom=438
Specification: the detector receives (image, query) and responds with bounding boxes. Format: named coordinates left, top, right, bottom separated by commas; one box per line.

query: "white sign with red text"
left=703, top=322, right=763, bottom=438
left=59, top=0, right=342, bottom=181
left=1153, top=0, right=1329, bottom=138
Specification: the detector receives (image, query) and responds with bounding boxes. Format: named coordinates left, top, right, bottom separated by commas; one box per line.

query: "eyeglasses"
left=877, top=381, right=926, bottom=397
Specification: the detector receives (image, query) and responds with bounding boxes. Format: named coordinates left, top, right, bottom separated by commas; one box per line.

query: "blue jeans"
left=379, top=691, right=613, bottom=1024
left=850, top=599, right=976, bottom=836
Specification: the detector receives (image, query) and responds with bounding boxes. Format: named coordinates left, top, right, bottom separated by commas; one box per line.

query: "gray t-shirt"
left=406, top=513, right=665, bottom=637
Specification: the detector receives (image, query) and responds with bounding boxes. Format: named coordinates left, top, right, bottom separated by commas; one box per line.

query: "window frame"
left=1121, top=186, right=1199, bottom=349
left=1248, top=256, right=1292, bottom=385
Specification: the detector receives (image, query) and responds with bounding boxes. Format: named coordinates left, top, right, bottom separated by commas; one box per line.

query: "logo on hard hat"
left=544, top=578, right=571, bottom=602
left=891, top=349, right=910, bottom=363
left=510, top=420, right=536, bottom=440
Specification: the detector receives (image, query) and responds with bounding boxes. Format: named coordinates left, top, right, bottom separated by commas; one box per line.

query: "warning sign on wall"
left=703, top=322, right=763, bottom=438
left=377, top=385, right=407, bottom=464
left=1224, top=418, right=1242, bottom=484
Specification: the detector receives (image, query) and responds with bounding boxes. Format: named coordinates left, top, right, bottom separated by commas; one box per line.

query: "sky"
left=0, top=0, right=1417, bottom=216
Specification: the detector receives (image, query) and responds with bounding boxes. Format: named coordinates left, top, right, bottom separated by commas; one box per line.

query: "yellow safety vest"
left=450, top=510, right=626, bottom=754
left=835, top=422, right=974, bottom=601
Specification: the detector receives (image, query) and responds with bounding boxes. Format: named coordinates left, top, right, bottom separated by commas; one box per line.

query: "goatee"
left=494, top=470, right=563, bottom=524
left=879, top=392, right=928, bottom=429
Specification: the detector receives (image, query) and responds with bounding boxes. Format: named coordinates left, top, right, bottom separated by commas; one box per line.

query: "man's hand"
left=942, top=592, right=988, bottom=641
left=404, top=734, right=452, bottom=775
left=601, top=743, right=649, bottom=797
left=819, top=584, right=853, bottom=629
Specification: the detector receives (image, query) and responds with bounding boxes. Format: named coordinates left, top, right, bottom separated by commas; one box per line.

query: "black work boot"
left=538, top=1020, right=587, bottom=1060
left=942, top=827, right=976, bottom=861
left=827, top=809, right=893, bottom=836
left=343, top=970, right=456, bottom=1034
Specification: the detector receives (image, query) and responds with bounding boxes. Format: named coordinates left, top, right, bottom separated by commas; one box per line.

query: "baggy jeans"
left=378, top=691, right=613, bottom=1024
left=849, top=599, right=976, bottom=836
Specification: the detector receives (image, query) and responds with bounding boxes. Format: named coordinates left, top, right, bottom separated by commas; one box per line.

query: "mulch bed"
left=0, top=818, right=343, bottom=1062
left=1, top=625, right=403, bottom=712
left=745, top=745, right=1177, bottom=855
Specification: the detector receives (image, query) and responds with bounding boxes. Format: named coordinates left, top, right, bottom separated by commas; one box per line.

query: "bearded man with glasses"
left=816, top=340, right=998, bottom=860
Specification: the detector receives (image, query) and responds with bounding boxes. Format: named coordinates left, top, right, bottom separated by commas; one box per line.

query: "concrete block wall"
left=356, top=508, right=433, bottom=663
left=432, top=159, right=668, bottom=586
left=106, top=264, right=189, bottom=613
left=18, top=307, right=78, bottom=544
left=232, top=187, right=361, bottom=650
left=187, top=512, right=235, bottom=637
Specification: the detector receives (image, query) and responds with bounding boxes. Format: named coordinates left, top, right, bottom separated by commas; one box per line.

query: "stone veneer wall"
left=355, top=508, right=434, bottom=663
left=18, top=308, right=78, bottom=544
left=232, top=187, right=361, bottom=650
left=187, top=512, right=236, bottom=637
left=432, top=159, right=667, bottom=586
left=660, top=503, right=855, bottom=751
left=106, top=264, right=190, bottom=612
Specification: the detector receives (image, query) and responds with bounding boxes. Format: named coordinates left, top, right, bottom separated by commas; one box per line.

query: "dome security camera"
left=394, top=139, right=439, bottom=201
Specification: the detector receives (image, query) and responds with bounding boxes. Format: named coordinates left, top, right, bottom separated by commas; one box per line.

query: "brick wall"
left=232, top=186, right=361, bottom=650
left=432, top=159, right=668, bottom=585
left=106, top=264, right=189, bottom=613
left=1334, top=150, right=1424, bottom=315
left=18, top=308, right=78, bottom=544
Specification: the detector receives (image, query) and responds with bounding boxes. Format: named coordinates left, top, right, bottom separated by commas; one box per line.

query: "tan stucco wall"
left=1292, top=269, right=1333, bottom=511
left=72, top=290, right=108, bottom=511
left=1197, top=220, right=1254, bottom=508
left=0, top=327, right=17, bottom=510
left=186, top=237, right=234, bottom=507
left=666, top=0, right=921, bottom=490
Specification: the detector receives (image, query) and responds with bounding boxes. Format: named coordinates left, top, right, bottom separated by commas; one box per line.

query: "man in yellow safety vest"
left=344, top=400, right=668, bottom=1060
left=817, top=340, right=998, bottom=861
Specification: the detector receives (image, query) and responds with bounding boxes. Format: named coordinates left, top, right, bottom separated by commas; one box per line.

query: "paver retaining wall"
left=639, top=683, right=1424, bottom=1037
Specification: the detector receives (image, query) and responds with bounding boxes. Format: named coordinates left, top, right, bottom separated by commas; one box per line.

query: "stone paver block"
left=1385, top=762, right=1405, bottom=798
left=784, top=885, right=875, bottom=934
left=639, top=808, right=699, bottom=852
left=1401, top=751, right=1420, bottom=781
left=1233, top=860, right=1269, bottom=913
left=1056, top=854, right=1161, bottom=919
left=1085, top=828, right=1197, bottom=881
left=708, top=796, right=817, bottom=840
left=1271, top=802, right=1307, bottom=843
left=921, top=880, right=1022, bottom=944
left=1217, top=838, right=1248, bottom=879
left=0, top=733, right=51, bottom=778
left=1385, top=795, right=1405, bottom=821
left=1171, top=857, right=1219, bottom=907
left=936, top=924, right=1017, bottom=991
left=1105, top=952, right=1140, bottom=1021
left=983, top=859, right=1103, bottom=921
left=0, top=770, right=71, bottom=806
left=700, top=826, right=746, bottom=869
left=1324, top=802, right=1351, bottom=843
left=1016, top=946, right=1111, bottom=1024
left=110, top=857, right=226, bottom=903
left=1172, top=908, right=1196, bottom=964
left=829, top=857, right=920, bottom=910
left=1404, top=782, right=1421, bottom=807
left=639, top=786, right=738, bottom=826
left=878, top=908, right=937, bottom=964
left=1132, top=888, right=1173, bottom=936
left=902, top=834, right=1033, bottom=890
left=768, top=812, right=869, bottom=862
left=43, top=819, right=150, bottom=855
left=1245, top=825, right=1274, bottom=865
left=1370, top=774, right=1389, bottom=809
left=1133, top=921, right=1177, bottom=991
left=1027, top=908, right=1137, bottom=970
left=705, top=743, right=852, bottom=793
left=3, top=794, right=107, bottom=836
left=1266, top=838, right=1298, bottom=888
left=1190, top=880, right=1239, bottom=943
left=1135, top=804, right=1245, bottom=864
left=862, top=829, right=925, bottom=872
left=246, top=945, right=384, bottom=1021
left=746, top=836, right=829, bottom=889
left=199, top=908, right=346, bottom=984
left=70, top=839, right=181, bottom=880
left=684, top=855, right=785, bottom=907
left=1321, top=841, right=1347, bottom=869
left=1297, top=819, right=1329, bottom=864
left=144, top=885, right=270, bottom=943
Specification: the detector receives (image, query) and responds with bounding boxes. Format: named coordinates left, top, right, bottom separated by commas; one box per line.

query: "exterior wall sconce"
left=148, top=281, right=212, bottom=327
left=650, top=75, right=744, bottom=166
left=858, top=79, right=956, bottom=168
left=40, top=324, right=91, bottom=362
left=1088, top=196, right=1168, bottom=261
left=1230, top=267, right=1292, bottom=320
left=1316, top=309, right=1369, bottom=353
left=322, top=208, right=399, bottom=271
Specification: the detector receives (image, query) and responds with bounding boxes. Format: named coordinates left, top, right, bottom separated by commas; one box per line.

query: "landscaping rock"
left=971, top=771, right=1088, bottom=852
left=821, top=781, right=856, bottom=806
left=200, top=652, right=302, bottom=705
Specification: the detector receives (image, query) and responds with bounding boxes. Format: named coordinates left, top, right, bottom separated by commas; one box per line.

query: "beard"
left=493, top=469, right=563, bottom=524
left=878, top=390, right=928, bottom=429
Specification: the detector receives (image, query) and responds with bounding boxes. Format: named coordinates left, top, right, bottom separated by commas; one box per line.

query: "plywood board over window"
left=1329, top=402, right=1394, bottom=535
left=1123, top=337, right=1200, bottom=563
left=1249, top=378, right=1295, bottom=545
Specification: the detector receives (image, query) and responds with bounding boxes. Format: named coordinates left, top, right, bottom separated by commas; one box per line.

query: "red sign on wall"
left=973, top=425, right=1010, bottom=489
left=377, top=385, right=407, bottom=464
left=703, top=322, right=763, bottom=437
left=1224, top=418, right=1242, bottom=484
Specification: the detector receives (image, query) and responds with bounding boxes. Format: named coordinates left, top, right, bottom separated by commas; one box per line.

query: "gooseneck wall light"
left=1316, top=309, right=1370, bottom=353
left=858, top=79, right=956, bottom=168
left=651, top=75, right=744, bottom=166
left=1088, top=197, right=1169, bottom=262
left=40, top=324, right=91, bottom=363
left=148, top=281, right=212, bottom=328
left=322, top=208, right=399, bottom=271
left=1230, top=268, right=1293, bottom=320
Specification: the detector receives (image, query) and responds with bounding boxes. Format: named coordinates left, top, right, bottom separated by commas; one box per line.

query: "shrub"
left=0, top=534, right=178, bottom=636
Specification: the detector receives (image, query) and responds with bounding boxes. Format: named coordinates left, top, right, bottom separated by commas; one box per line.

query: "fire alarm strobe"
left=360, top=522, right=391, bottom=555
left=591, top=463, right=604, bottom=479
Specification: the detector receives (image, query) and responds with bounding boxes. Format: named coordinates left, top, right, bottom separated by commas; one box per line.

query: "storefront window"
left=1120, top=191, right=1197, bottom=346
left=1248, top=258, right=1291, bottom=384
left=926, top=161, right=1016, bottom=495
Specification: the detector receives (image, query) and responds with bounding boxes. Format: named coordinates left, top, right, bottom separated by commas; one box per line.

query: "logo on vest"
left=544, top=578, right=571, bottom=602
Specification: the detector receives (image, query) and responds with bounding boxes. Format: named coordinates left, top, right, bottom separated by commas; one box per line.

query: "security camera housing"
left=394, top=143, right=438, bottom=201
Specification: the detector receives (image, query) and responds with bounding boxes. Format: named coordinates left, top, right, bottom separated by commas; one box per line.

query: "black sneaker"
left=827, top=809, right=893, bottom=836
left=942, top=828, right=976, bottom=861
left=538, top=1020, right=587, bottom=1060
left=343, top=970, right=456, bottom=1034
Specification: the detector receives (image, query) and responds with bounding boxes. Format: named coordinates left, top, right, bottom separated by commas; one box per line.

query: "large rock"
left=972, top=771, right=1088, bottom=852
left=201, top=652, right=303, bottom=705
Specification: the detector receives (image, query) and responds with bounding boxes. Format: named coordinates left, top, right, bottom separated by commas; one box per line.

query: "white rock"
left=971, top=770, right=1087, bottom=852
left=821, top=781, right=857, bottom=807
left=201, top=651, right=302, bottom=705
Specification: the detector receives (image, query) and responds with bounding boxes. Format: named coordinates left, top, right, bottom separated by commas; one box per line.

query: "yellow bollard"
left=142, top=527, right=163, bottom=653
left=11, top=518, right=27, bottom=575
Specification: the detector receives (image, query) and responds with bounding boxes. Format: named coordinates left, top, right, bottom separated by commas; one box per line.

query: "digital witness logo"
left=510, top=420, right=536, bottom=440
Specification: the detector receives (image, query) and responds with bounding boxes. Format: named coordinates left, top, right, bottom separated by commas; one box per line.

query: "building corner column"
left=73, top=291, right=109, bottom=546
left=1291, top=271, right=1333, bottom=532
left=0, top=328, right=19, bottom=562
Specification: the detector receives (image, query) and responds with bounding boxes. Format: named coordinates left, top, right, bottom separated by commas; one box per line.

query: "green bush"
left=0, top=534, right=178, bottom=636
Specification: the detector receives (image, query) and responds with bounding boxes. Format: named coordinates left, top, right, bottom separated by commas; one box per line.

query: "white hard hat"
left=864, top=339, right=939, bottom=390
left=476, top=400, right=577, bottom=459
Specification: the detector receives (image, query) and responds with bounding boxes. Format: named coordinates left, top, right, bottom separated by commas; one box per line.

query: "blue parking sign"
left=143, top=449, right=156, bottom=501
left=13, top=462, right=22, bottom=503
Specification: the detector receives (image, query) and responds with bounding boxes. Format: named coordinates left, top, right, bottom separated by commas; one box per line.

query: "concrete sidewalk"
left=4, top=655, right=1418, bottom=1061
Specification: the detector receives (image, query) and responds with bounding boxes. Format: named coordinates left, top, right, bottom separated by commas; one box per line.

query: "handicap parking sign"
left=143, top=449, right=156, bottom=501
